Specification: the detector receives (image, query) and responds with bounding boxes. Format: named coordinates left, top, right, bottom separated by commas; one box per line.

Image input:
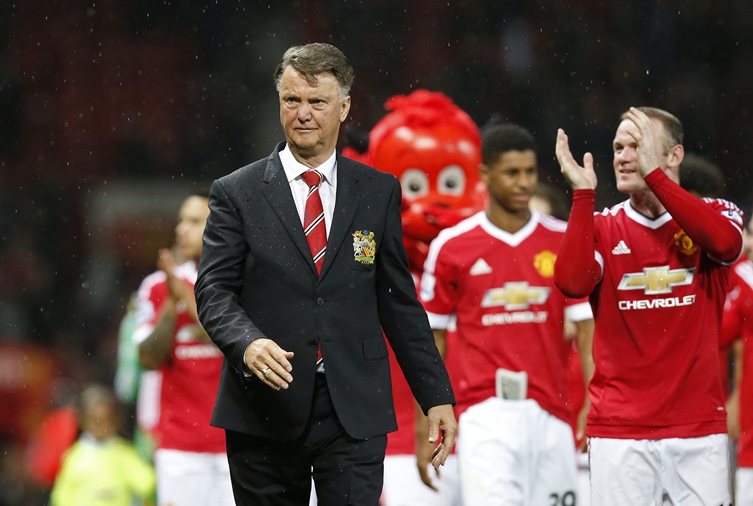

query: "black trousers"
left=226, top=373, right=387, bottom=506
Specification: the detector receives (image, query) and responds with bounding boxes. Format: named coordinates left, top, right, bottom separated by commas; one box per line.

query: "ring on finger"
left=261, top=367, right=270, bottom=378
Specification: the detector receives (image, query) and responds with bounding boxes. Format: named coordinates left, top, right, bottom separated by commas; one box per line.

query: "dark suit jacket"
left=195, top=143, right=454, bottom=441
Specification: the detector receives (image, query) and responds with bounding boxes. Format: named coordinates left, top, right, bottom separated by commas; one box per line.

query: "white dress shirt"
left=279, top=144, right=337, bottom=238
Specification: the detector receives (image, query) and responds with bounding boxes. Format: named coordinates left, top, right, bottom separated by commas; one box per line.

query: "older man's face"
left=278, top=66, right=350, bottom=167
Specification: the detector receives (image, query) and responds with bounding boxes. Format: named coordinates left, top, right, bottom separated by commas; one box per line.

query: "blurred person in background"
left=719, top=213, right=753, bottom=505
left=133, top=193, right=233, bottom=506
left=679, top=152, right=727, bottom=200
left=678, top=153, right=740, bottom=430
left=49, top=383, right=155, bottom=506
left=419, top=124, right=594, bottom=505
left=554, top=107, right=743, bottom=505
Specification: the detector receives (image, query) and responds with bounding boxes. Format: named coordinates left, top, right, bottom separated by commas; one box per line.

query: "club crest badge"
left=674, top=229, right=699, bottom=255
left=533, top=250, right=557, bottom=278
left=352, top=230, right=376, bottom=264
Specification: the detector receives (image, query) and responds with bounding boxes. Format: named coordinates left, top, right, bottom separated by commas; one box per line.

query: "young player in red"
left=419, top=124, right=594, bottom=505
left=554, top=107, right=744, bottom=505
left=133, top=194, right=234, bottom=506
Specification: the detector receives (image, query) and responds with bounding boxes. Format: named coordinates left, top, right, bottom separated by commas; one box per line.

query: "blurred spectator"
left=680, top=152, right=726, bottom=198
left=49, top=384, right=155, bottom=506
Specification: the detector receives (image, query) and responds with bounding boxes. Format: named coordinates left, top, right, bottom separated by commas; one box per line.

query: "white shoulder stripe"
left=423, top=212, right=485, bottom=273
left=538, top=212, right=568, bottom=232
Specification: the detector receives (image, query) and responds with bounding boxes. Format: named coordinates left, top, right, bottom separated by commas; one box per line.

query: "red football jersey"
left=721, top=258, right=753, bottom=467
left=134, top=261, right=225, bottom=453
left=585, top=198, right=743, bottom=439
left=419, top=211, right=592, bottom=423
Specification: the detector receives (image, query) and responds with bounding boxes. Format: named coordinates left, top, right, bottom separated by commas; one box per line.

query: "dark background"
left=0, top=0, right=751, bottom=501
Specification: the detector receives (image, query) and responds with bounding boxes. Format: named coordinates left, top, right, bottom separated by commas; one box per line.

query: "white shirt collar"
left=279, top=144, right=337, bottom=187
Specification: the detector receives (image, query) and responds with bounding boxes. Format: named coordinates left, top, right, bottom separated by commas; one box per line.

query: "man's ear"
left=479, top=163, right=490, bottom=184
left=340, top=96, right=351, bottom=122
left=668, top=143, right=684, bottom=169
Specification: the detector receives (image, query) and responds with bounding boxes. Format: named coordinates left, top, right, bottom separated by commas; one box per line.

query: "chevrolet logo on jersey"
left=618, top=266, right=695, bottom=295
left=481, top=282, right=550, bottom=310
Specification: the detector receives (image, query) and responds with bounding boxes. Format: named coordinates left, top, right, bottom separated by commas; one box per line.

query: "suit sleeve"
left=554, top=189, right=602, bottom=298
left=195, top=179, right=266, bottom=377
left=374, top=176, right=455, bottom=414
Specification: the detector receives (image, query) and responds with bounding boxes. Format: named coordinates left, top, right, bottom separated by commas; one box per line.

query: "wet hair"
left=481, top=124, right=537, bottom=166
left=680, top=152, right=726, bottom=198
left=620, top=107, right=684, bottom=154
left=273, top=43, right=354, bottom=100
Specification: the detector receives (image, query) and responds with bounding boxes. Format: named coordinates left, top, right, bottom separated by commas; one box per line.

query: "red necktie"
left=301, top=170, right=326, bottom=367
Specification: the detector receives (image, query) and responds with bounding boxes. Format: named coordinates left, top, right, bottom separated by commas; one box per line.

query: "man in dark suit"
left=195, top=43, right=457, bottom=506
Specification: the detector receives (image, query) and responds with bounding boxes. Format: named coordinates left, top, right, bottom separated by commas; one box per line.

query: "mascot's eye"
left=437, top=165, right=466, bottom=196
left=401, top=169, right=429, bottom=199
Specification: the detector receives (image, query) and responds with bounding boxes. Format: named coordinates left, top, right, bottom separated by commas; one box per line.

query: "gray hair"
left=273, top=43, right=354, bottom=101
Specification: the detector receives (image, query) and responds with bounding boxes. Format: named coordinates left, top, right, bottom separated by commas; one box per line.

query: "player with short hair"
left=419, top=123, right=594, bottom=505
left=554, top=107, right=744, bottom=505
left=133, top=194, right=234, bottom=506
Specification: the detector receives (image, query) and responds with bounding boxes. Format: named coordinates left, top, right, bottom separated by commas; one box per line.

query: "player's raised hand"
left=625, top=107, right=662, bottom=178
left=555, top=129, right=597, bottom=190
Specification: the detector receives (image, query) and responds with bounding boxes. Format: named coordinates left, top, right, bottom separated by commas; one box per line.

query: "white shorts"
left=576, top=451, right=591, bottom=506
left=458, top=397, right=578, bottom=506
left=589, top=434, right=731, bottom=506
left=382, top=454, right=461, bottom=506
left=736, top=467, right=753, bottom=506
left=154, top=449, right=234, bottom=506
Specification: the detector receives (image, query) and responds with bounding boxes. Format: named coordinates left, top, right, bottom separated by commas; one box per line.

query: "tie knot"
left=301, top=170, right=322, bottom=188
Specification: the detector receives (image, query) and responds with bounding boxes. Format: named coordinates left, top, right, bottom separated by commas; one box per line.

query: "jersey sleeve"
left=564, top=300, right=593, bottom=323
left=645, top=169, right=744, bottom=263
left=132, top=272, right=166, bottom=345
left=720, top=286, right=744, bottom=348
left=419, top=237, right=459, bottom=330
left=553, top=189, right=602, bottom=298
left=720, top=262, right=753, bottom=347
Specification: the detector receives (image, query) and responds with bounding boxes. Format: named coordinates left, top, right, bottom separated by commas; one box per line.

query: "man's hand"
left=425, top=404, right=457, bottom=471
left=244, top=338, right=294, bottom=391
left=415, top=408, right=439, bottom=490
left=555, top=129, right=597, bottom=190
left=625, top=107, right=662, bottom=178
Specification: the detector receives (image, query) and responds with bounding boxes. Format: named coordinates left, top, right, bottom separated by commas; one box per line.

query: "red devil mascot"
left=345, top=90, right=485, bottom=505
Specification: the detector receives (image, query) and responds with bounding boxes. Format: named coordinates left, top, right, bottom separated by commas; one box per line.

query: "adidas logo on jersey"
left=612, top=240, right=631, bottom=255
left=470, top=258, right=493, bottom=275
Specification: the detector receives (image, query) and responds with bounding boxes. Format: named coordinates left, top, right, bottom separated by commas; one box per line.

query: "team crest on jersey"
left=533, top=250, right=557, bottom=278
left=352, top=230, right=376, bottom=264
left=673, top=229, right=699, bottom=255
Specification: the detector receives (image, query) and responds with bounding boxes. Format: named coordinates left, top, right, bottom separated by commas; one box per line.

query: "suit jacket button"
left=316, top=297, right=325, bottom=306
left=308, top=340, right=318, bottom=348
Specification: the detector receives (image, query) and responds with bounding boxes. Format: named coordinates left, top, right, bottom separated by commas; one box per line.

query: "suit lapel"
left=260, top=145, right=318, bottom=275
left=321, top=155, right=361, bottom=279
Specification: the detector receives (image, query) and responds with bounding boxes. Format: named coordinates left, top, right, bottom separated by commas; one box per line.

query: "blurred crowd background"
left=1, top=0, right=752, bottom=503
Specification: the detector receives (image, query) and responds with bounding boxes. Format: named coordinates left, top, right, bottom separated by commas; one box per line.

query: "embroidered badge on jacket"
left=352, top=230, right=376, bottom=264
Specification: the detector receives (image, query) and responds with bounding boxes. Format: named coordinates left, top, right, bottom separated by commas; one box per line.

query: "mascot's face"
left=371, top=122, right=486, bottom=270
